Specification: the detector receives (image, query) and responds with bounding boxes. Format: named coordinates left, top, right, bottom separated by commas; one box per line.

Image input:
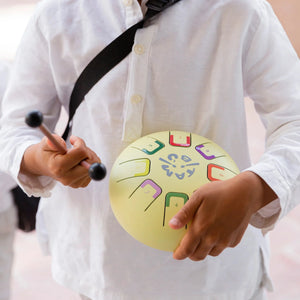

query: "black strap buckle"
left=146, top=0, right=179, bottom=13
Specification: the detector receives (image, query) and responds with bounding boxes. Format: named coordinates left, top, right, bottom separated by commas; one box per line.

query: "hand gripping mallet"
left=25, top=110, right=106, bottom=181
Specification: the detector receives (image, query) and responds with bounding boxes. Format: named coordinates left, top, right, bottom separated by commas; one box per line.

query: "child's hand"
left=169, top=171, right=277, bottom=261
left=21, top=135, right=101, bottom=188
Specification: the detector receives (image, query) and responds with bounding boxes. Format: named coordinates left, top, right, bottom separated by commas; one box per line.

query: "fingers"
left=170, top=191, right=207, bottom=260
left=189, top=244, right=215, bottom=261
left=69, top=135, right=83, bottom=147
left=172, top=209, right=216, bottom=261
left=170, top=179, right=251, bottom=262
left=173, top=225, right=203, bottom=260
left=69, top=135, right=101, bottom=164
left=173, top=230, right=227, bottom=261
left=51, top=162, right=91, bottom=187
left=62, top=168, right=91, bottom=188
left=44, top=135, right=101, bottom=187
left=169, top=193, right=202, bottom=230
left=209, top=246, right=225, bottom=257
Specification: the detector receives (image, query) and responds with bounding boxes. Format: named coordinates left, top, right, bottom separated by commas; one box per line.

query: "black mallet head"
left=25, top=110, right=43, bottom=128
left=89, top=162, right=107, bottom=181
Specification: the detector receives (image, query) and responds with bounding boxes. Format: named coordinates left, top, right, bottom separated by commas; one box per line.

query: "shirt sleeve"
left=243, top=1, right=300, bottom=228
left=0, top=10, right=61, bottom=197
left=0, top=63, right=18, bottom=211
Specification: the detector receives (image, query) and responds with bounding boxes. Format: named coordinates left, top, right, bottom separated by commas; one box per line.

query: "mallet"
left=25, top=110, right=106, bottom=181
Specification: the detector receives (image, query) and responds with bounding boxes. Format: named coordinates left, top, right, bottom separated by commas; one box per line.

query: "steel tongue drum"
left=109, top=131, right=240, bottom=252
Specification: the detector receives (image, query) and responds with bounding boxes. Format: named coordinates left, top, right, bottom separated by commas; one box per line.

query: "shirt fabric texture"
left=0, top=63, right=16, bottom=213
left=0, top=205, right=17, bottom=300
left=0, top=0, right=300, bottom=299
left=0, top=62, right=16, bottom=300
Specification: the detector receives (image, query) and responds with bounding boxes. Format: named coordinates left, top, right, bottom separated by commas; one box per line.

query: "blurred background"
left=0, top=0, right=299, bottom=299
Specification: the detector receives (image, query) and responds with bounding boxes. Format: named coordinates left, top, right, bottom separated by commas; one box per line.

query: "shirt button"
left=131, top=94, right=143, bottom=104
left=134, top=44, right=145, bottom=55
left=123, top=0, right=133, bottom=6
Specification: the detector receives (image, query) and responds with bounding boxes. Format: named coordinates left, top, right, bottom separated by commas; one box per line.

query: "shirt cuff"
left=249, top=199, right=281, bottom=229
left=12, top=140, right=56, bottom=198
left=244, top=161, right=289, bottom=229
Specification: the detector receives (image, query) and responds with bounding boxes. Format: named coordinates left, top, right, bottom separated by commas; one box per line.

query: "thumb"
left=169, top=194, right=200, bottom=229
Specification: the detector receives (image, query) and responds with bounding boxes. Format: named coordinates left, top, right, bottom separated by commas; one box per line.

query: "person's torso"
left=36, top=0, right=271, bottom=298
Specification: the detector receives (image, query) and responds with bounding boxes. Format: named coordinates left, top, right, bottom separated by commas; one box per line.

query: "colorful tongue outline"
left=169, top=132, right=191, bottom=147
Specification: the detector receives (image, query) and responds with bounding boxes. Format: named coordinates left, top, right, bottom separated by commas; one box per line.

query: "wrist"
left=239, top=171, right=277, bottom=214
left=21, top=143, right=44, bottom=176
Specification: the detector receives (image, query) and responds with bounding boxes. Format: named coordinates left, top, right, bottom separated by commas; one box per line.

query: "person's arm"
left=169, top=1, right=300, bottom=261
left=0, top=6, right=99, bottom=195
left=244, top=1, right=300, bottom=226
left=0, top=11, right=61, bottom=196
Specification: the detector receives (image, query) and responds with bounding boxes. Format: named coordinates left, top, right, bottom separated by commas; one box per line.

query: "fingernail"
left=169, top=218, right=181, bottom=227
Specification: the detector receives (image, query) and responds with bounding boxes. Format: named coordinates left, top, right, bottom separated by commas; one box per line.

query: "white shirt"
left=1, top=0, right=300, bottom=299
left=0, top=62, right=16, bottom=213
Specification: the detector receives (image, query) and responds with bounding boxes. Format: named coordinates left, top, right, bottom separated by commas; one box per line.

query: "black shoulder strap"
left=62, top=0, right=181, bottom=140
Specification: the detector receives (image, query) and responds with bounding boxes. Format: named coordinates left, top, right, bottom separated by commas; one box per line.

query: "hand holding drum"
left=25, top=110, right=106, bottom=181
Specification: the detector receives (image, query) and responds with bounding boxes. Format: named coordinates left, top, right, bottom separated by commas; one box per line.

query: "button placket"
left=122, top=25, right=158, bottom=142
left=133, top=44, right=145, bottom=55
left=123, top=0, right=133, bottom=7
left=131, top=94, right=143, bottom=104
left=123, top=0, right=144, bottom=28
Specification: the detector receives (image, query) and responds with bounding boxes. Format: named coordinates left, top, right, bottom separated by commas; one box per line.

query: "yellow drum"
left=109, top=131, right=239, bottom=252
